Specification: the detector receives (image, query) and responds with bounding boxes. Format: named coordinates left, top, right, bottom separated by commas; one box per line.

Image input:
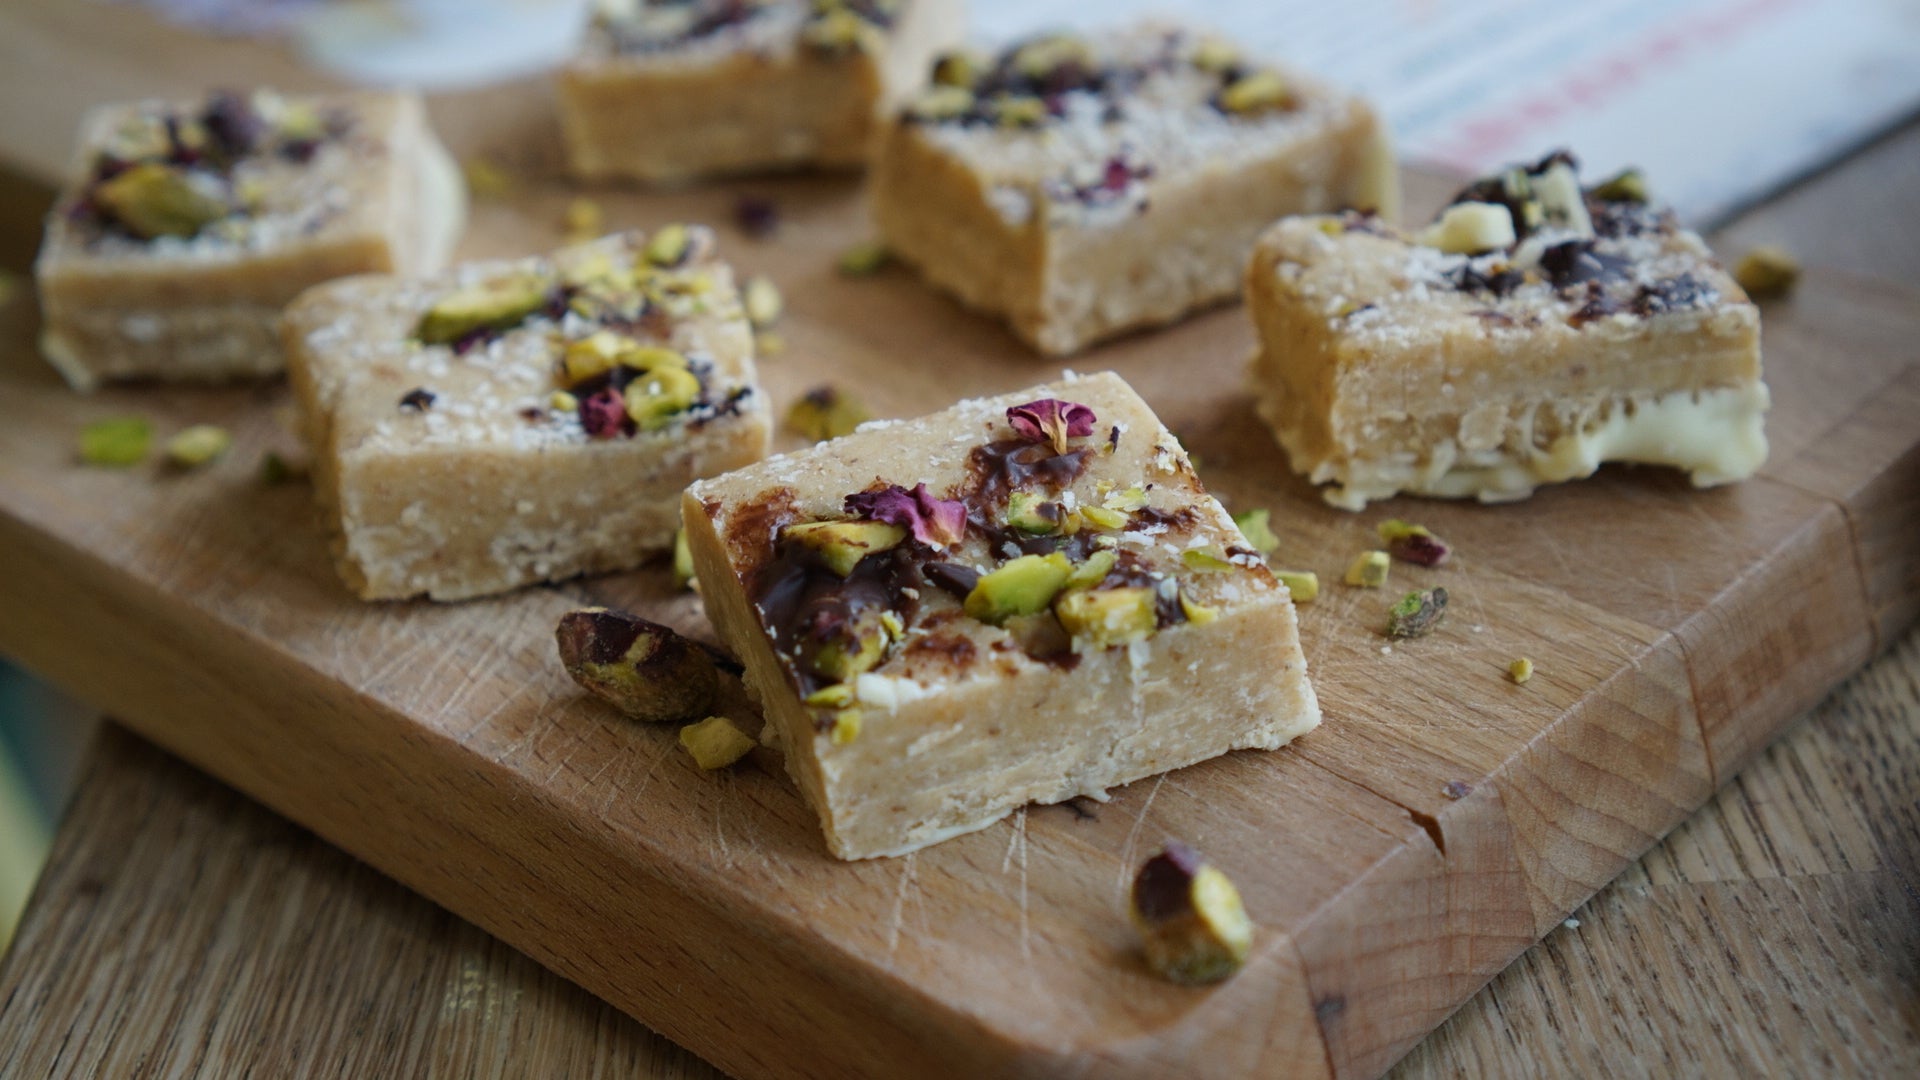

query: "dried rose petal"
left=1006, top=398, right=1096, bottom=455
left=580, top=387, right=627, bottom=439
left=845, top=482, right=967, bottom=548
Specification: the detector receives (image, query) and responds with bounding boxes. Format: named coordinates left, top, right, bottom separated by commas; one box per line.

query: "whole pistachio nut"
left=1130, top=841, right=1254, bottom=985
left=555, top=607, right=719, bottom=723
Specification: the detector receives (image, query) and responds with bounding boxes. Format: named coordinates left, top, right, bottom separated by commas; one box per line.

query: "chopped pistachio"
left=755, top=330, right=786, bottom=357
left=836, top=241, right=890, bottom=277
left=803, top=8, right=880, bottom=53
left=906, top=84, right=975, bottom=122
left=989, top=93, right=1048, bottom=129
left=418, top=272, right=550, bottom=345
left=742, top=275, right=783, bottom=329
left=810, top=610, right=891, bottom=681
left=964, top=553, right=1072, bottom=625
left=785, top=385, right=870, bottom=441
left=1509, top=657, right=1535, bottom=685
left=623, top=366, right=701, bottom=430
left=644, top=223, right=692, bottom=267
left=672, top=527, right=695, bottom=590
left=930, top=49, right=985, bottom=88
left=79, top=416, right=151, bottom=466
left=1181, top=546, right=1234, bottom=573
left=1130, top=842, right=1254, bottom=985
left=164, top=424, right=231, bottom=468
left=563, top=197, right=604, bottom=243
left=1314, top=217, right=1345, bottom=236
left=1733, top=245, right=1800, bottom=300
left=461, top=157, right=516, bottom=199
left=1102, top=485, right=1148, bottom=512
left=1055, top=587, right=1158, bottom=648
left=1005, top=491, right=1060, bottom=535
left=830, top=709, right=863, bottom=745
left=1344, top=550, right=1391, bottom=588
left=559, top=331, right=626, bottom=386
left=1178, top=589, right=1218, bottom=626
left=549, top=390, right=580, bottom=412
left=1192, top=37, right=1239, bottom=73
left=1274, top=570, right=1318, bottom=603
left=1378, top=519, right=1452, bottom=567
left=1064, top=549, right=1117, bottom=591
left=93, top=162, right=228, bottom=239
left=1590, top=168, right=1650, bottom=203
left=783, top=520, right=906, bottom=577
left=804, top=683, right=857, bottom=710
left=1012, top=34, right=1090, bottom=78
left=1077, top=505, right=1128, bottom=531
left=679, top=716, right=755, bottom=770
left=1386, top=587, right=1449, bottom=640
left=555, top=607, right=719, bottom=723
left=1232, top=508, right=1280, bottom=554
left=1219, top=71, right=1289, bottom=115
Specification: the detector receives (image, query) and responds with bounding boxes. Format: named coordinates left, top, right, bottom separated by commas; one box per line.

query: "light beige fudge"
left=557, top=0, right=965, bottom=183
left=35, top=89, right=465, bottom=391
left=683, top=371, right=1320, bottom=859
left=871, top=23, right=1397, bottom=355
left=1248, top=152, right=1769, bottom=510
left=286, top=228, right=771, bottom=601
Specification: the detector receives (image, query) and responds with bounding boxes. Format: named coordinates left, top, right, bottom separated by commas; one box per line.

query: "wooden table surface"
left=1, top=105, right=1917, bottom=1080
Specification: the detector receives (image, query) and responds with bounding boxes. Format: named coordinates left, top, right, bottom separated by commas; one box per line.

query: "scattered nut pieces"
left=549, top=389, right=580, bottom=412
left=678, top=716, right=755, bottom=770
left=563, top=197, right=605, bottom=243
left=1386, top=587, right=1449, bottom=639
left=1275, top=570, right=1319, bottom=603
left=461, top=156, right=516, bottom=199
left=79, top=416, right=151, bottom=466
left=555, top=607, right=719, bottom=723
left=1733, top=244, right=1800, bottom=300
left=164, top=424, right=232, bottom=469
left=1129, top=841, right=1254, bottom=985
left=742, top=275, right=783, bottom=329
left=785, top=385, right=870, bottom=441
left=1218, top=70, right=1290, bottom=115
left=836, top=241, right=890, bottom=277
left=1344, top=550, right=1390, bottom=588
left=1377, top=519, right=1451, bottom=567
left=1232, top=508, right=1280, bottom=554
left=1508, top=657, right=1535, bottom=685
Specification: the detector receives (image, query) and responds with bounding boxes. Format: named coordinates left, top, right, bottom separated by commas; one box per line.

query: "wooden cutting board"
left=1, top=5, right=1918, bottom=1078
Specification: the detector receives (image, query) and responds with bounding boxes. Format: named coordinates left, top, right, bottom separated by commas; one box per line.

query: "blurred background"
left=3, top=0, right=1918, bottom=948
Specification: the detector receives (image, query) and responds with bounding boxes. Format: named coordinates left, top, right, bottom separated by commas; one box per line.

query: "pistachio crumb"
left=1344, top=550, right=1390, bottom=588
left=1181, top=546, right=1235, bottom=573
left=1232, top=508, right=1280, bottom=554
left=563, top=197, right=604, bottom=242
left=165, top=424, right=232, bottom=468
left=1275, top=570, right=1318, bottom=603
left=742, top=275, right=783, bottom=329
left=836, top=241, right=890, bottom=277
left=785, top=385, right=870, bottom=441
left=678, top=716, right=755, bottom=770
left=830, top=710, right=862, bottom=745
left=549, top=390, right=579, bottom=412
left=1509, top=657, right=1534, bottom=685
left=1386, top=587, right=1449, bottom=639
left=1733, top=245, right=1800, bottom=300
left=79, top=416, right=151, bottom=466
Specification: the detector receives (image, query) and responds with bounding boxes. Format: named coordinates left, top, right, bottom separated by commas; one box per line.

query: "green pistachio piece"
left=622, top=365, right=701, bottom=431
left=905, top=84, right=975, bottom=123
left=785, top=385, right=871, bottom=441
left=644, top=223, right=693, bottom=267
left=1344, top=550, right=1390, bottom=588
left=1733, top=245, right=1800, bottom=300
left=1064, top=549, right=1117, bottom=591
left=930, top=49, right=985, bottom=88
left=1055, top=587, right=1158, bottom=648
left=783, top=520, right=907, bottom=577
left=1077, top=505, right=1128, bottom=531
left=1275, top=570, right=1319, bottom=603
left=1130, top=843, right=1254, bottom=985
left=1232, top=508, right=1280, bottom=554
left=989, top=94, right=1048, bottom=129
left=1590, top=168, right=1650, bottom=204
left=418, top=272, right=550, bottom=345
left=1181, top=546, right=1235, bottom=573
left=829, top=709, right=862, bottom=745
left=1509, top=657, right=1535, bottom=685
left=1191, top=37, right=1239, bottom=73
left=804, top=683, right=857, bottom=709
left=1219, top=71, right=1289, bottom=115
left=1006, top=491, right=1060, bottom=535
left=742, top=275, right=783, bottom=329
left=164, top=424, right=231, bottom=469
left=78, top=416, right=151, bottom=466
left=93, top=162, right=228, bottom=240
left=1178, top=589, right=1218, bottom=626
left=803, top=8, right=881, bottom=53
left=963, top=552, right=1072, bottom=625
left=836, top=241, right=890, bottom=277
left=1102, top=485, right=1149, bottom=512
left=678, top=716, right=755, bottom=770
left=1011, top=35, right=1090, bottom=79
left=809, top=609, right=891, bottom=682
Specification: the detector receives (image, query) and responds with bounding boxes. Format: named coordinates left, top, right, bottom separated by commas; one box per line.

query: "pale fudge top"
left=895, top=22, right=1369, bottom=229
left=44, top=89, right=411, bottom=264
left=1256, top=151, right=1758, bottom=350
left=578, top=0, right=908, bottom=67
left=288, top=228, right=760, bottom=456
left=689, top=371, right=1281, bottom=730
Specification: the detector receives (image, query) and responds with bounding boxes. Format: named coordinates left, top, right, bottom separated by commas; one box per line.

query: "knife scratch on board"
left=1115, top=773, right=1167, bottom=899
left=1002, top=806, right=1032, bottom=960
left=886, top=853, right=919, bottom=957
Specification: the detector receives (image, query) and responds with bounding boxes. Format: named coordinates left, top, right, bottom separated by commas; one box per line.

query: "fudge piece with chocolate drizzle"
left=1247, top=151, right=1768, bottom=510
left=285, top=228, right=771, bottom=601
left=683, top=371, right=1320, bottom=859
left=871, top=22, right=1397, bottom=355
left=556, top=0, right=964, bottom=183
left=35, top=89, right=465, bottom=391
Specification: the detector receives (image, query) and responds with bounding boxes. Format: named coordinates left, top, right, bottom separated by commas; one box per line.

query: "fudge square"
left=871, top=22, right=1397, bottom=356
left=35, top=89, right=464, bottom=391
left=557, top=0, right=965, bottom=183
left=285, top=227, right=771, bottom=601
left=1248, top=152, right=1769, bottom=510
left=683, top=371, right=1321, bottom=859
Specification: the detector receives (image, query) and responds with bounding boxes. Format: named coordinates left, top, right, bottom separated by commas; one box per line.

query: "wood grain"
left=3, top=625, right=1912, bottom=1078
left=0, top=2, right=1917, bottom=1075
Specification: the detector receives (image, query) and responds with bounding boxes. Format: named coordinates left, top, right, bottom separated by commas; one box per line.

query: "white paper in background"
left=973, top=0, right=1920, bottom=225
